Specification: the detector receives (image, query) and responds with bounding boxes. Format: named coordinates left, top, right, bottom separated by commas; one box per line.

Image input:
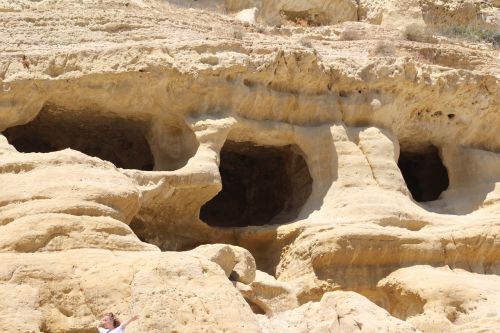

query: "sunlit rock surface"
left=0, top=0, right=499, bottom=332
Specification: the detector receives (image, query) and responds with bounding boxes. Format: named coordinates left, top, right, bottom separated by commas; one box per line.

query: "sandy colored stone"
left=191, top=244, right=256, bottom=283
left=258, top=291, right=420, bottom=333
left=419, top=0, right=481, bottom=26
left=236, top=270, right=299, bottom=315
left=378, top=265, right=500, bottom=333
left=0, top=143, right=158, bottom=252
left=231, top=245, right=257, bottom=284
left=0, top=1, right=498, bottom=332
left=0, top=284, right=42, bottom=333
left=0, top=250, right=260, bottom=333
left=189, top=243, right=238, bottom=276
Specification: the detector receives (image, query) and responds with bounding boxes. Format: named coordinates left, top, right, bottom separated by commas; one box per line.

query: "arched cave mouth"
left=2, top=105, right=155, bottom=171
left=398, top=145, right=449, bottom=202
left=200, top=141, right=313, bottom=227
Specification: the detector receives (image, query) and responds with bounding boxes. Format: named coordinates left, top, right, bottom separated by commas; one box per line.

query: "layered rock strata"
left=0, top=0, right=499, bottom=332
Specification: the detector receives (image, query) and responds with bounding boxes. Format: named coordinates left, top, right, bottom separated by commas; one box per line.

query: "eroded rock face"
left=378, top=266, right=500, bottom=332
left=200, top=141, right=312, bottom=226
left=3, top=105, right=155, bottom=170
left=0, top=0, right=499, bottom=332
left=0, top=250, right=261, bottom=333
left=258, top=291, right=419, bottom=333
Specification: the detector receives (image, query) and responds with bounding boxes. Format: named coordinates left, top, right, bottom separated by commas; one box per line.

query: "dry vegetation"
left=405, top=21, right=499, bottom=47
left=372, top=40, right=396, bottom=56
left=437, top=22, right=500, bottom=47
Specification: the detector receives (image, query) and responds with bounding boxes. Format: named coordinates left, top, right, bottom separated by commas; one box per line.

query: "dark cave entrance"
left=200, top=141, right=313, bottom=227
left=398, top=145, right=449, bottom=202
left=2, top=105, right=154, bottom=171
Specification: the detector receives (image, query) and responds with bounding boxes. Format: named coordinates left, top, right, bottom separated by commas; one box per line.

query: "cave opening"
left=200, top=141, right=313, bottom=227
left=2, top=105, right=155, bottom=171
left=280, top=10, right=328, bottom=26
left=398, top=145, right=449, bottom=202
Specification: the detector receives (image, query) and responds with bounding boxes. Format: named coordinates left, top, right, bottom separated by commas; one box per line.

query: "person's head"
left=102, top=313, right=120, bottom=329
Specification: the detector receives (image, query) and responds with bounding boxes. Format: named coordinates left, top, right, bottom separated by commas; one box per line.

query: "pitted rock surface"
left=1, top=0, right=499, bottom=332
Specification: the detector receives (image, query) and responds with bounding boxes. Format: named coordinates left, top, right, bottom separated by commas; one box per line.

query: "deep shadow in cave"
left=200, top=141, right=313, bottom=227
left=398, top=145, right=449, bottom=202
left=2, top=105, right=154, bottom=170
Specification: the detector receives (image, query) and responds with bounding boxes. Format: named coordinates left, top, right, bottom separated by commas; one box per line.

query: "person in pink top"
left=97, top=313, right=139, bottom=333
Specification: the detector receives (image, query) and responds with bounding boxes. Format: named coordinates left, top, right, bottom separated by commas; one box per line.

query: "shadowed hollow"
left=201, top=141, right=313, bottom=227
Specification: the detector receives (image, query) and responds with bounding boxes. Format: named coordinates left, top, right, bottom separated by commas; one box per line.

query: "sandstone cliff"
left=0, top=0, right=499, bottom=332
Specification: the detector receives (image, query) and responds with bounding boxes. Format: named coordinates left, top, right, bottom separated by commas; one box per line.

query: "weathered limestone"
left=0, top=0, right=499, bottom=332
left=378, top=266, right=500, bottom=333
left=236, top=270, right=299, bottom=315
left=258, top=291, right=420, bottom=332
left=0, top=284, right=42, bottom=333
left=0, top=250, right=261, bottom=333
